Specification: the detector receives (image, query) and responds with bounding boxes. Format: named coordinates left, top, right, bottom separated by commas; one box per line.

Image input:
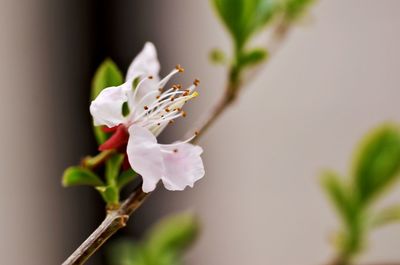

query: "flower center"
left=128, top=65, right=200, bottom=134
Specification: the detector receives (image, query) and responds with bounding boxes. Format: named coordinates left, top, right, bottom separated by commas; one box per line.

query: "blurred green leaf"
left=107, top=213, right=199, bottom=265
left=91, top=59, right=123, bottom=144
left=146, top=212, right=199, bottom=260
left=118, top=169, right=137, bottom=189
left=352, top=124, right=400, bottom=204
left=209, top=48, right=227, bottom=64
left=105, top=153, right=124, bottom=185
left=239, top=48, right=269, bottom=67
left=371, top=205, right=400, bottom=229
left=107, top=240, right=147, bottom=265
left=282, top=0, right=315, bottom=22
left=62, top=166, right=104, bottom=187
left=212, top=0, right=277, bottom=50
left=96, top=185, right=119, bottom=205
left=321, top=171, right=353, bottom=225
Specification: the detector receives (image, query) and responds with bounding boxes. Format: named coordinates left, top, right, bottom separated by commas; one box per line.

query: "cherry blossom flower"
left=90, top=42, right=205, bottom=192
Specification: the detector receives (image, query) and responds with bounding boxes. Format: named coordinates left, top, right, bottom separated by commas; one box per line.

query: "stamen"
left=144, top=106, right=149, bottom=110
left=193, top=79, right=200, bottom=86
left=148, top=75, right=153, bottom=79
left=158, top=68, right=179, bottom=88
left=159, top=133, right=198, bottom=147
left=175, top=64, right=185, bottom=73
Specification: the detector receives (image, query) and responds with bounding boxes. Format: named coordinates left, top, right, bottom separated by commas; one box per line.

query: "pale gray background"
left=1, top=0, right=400, bottom=264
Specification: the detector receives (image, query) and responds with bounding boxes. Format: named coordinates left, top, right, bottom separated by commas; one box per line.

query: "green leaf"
left=212, top=0, right=278, bottom=50
left=282, top=0, right=316, bottom=22
left=91, top=59, right=124, bottom=144
left=146, top=212, right=199, bottom=260
left=239, top=48, right=269, bottom=67
left=105, top=153, right=124, bottom=185
left=118, top=169, right=137, bottom=189
left=371, top=205, right=400, bottom=229
left=321, top=171, right=354, bottom=225
left=62, top=166, right=104, bottom=187
left=352, top=124, right=400, bottom=204
left=96, top=185, right=119, bottom=205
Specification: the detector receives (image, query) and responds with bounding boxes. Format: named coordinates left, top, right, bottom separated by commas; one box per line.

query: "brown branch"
left=62, top=20, right=292, bottom=265
left=62, top=189, right=148, bottom=265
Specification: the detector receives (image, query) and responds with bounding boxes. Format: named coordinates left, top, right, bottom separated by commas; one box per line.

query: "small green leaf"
left=62, top=166, right=104, bottom=187
left=146, top=212, right=199, bottom=259
left=91, top=59, right=124, bottom=145
left=122, top=102, right=130, bottom=117
left=105, top=153, right=124, bottom=185
left=239, top=48, right=269, bottom=67
left=352, top=124, right=400, bottom=204
left=212, top=0, right=278, bottom=50
left=91, top=59, right=124, bottom=100
left=96, top=185, right=119, bottom=205
left=209, top=48, right=227, bottom=64
left=282, top=0, right=316, bottom=22
left=371, top=205, right=400, bottom=229
left=321, top=171, right=354, bottom=225
left=118, top=169, right=137, bottom=189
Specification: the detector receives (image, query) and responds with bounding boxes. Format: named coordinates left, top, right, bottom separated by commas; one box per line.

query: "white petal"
left=90, top=83, right=129, bottom=127
left=161, top=143, right=205, bottom=191
left=126, top=42, right=160, bottom=82
left=127, top=125, right=164, bottom=192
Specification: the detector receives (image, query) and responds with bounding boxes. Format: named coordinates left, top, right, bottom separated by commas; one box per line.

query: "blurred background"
left=1, top=0, right=400, bottom=264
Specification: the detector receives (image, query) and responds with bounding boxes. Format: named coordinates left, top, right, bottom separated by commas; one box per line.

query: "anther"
left=156, top=95, right=160, bottom=99
left=169, top=120, right=174, bottom=124
left=144, top=106, right=149, bottom=110
left=148, top=75, right=153, bottom=79
left=195, top=131, right=199, bottom=136
left=158, top=88, right=164, bottom=92
left=165, top=108, right=170, bottom=112
left=173, top=149, right=178, bottom=153
left=157, top=123, right=161, bottom=126
left=193, top=79, right=200, bottom=86
left=175, top=64, right=185, bottom=73
left=170, top=97, right=175, bottom=101
left=182, top=111, right=187, bottom=117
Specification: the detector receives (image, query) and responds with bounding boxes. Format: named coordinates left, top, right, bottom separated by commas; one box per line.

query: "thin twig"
left=62, top=188, right=148, bottom=265
left=62, top=21, right=292, bottom=265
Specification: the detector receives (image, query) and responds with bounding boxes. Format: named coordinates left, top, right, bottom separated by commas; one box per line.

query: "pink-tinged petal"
left=161, top=143, right=205, bottom=191
left=126, top=125, right=164, bottom=193
left=90, top=84, right=128, bottom=127
left=126, top=42, right=160, bottom=82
